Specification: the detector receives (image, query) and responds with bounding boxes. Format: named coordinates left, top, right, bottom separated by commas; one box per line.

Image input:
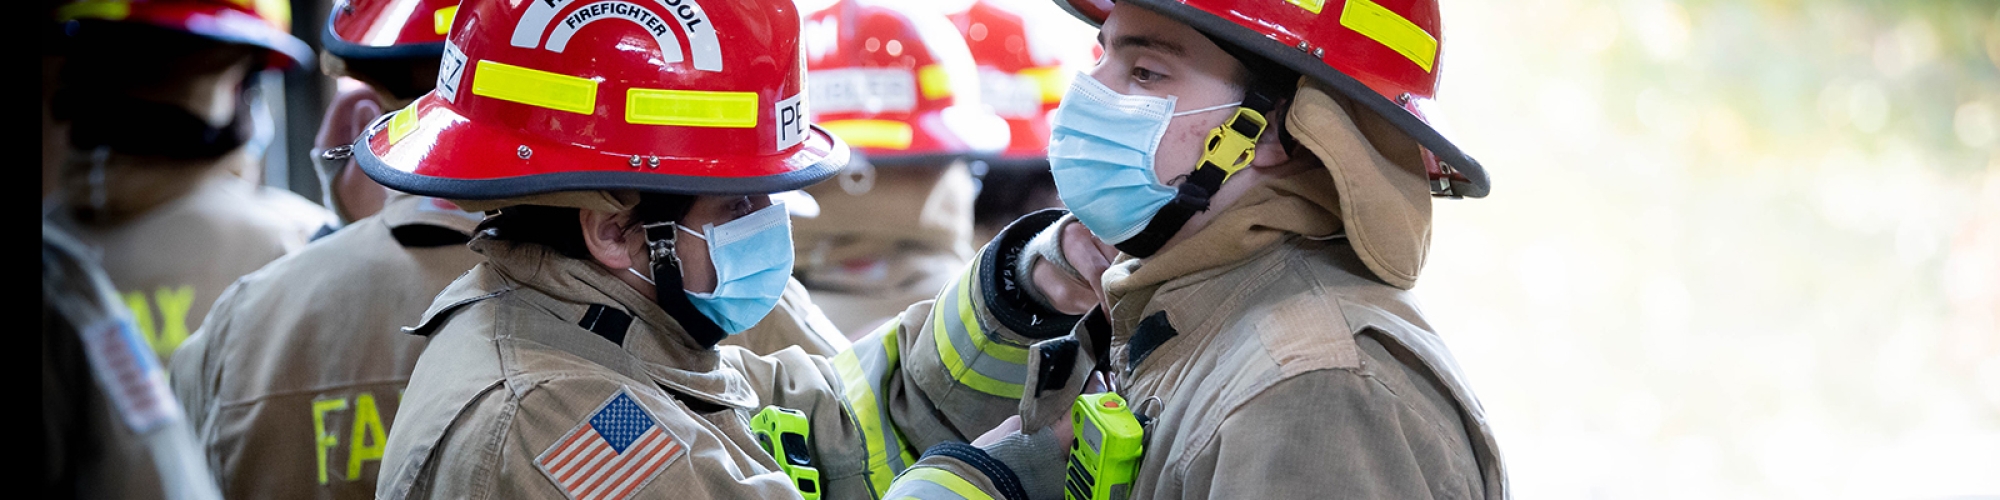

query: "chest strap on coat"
left=577, top=304, right=632, bottom=346
left=1113, top=101, right=1272, bottom=258
left=1123, top=312, right=1179, bottom=372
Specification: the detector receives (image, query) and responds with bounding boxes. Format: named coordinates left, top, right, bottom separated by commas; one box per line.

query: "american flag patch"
left=79, top=317, right=178, bottom=434
left=535, top=389, right=684, bottom=500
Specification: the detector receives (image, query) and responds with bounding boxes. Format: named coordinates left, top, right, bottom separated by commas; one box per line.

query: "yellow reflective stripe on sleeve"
left=1339, top=0, right=1438, bottom=72
left=434, top=6, right=458, bottom=35
left=1017, top=67, right=1067, bottom=105
left=888, top=467, right=998, bottom=500
left=834, top=322, right=918, bottom=498
left=626, top=88, right=759, bottom=128
left=953, top=268, right=1028, bottom=365
left=58, top=0, right=130, bottom=21
left=822, top=119, right=915, bottom=150
left=917, top=65, right=953, bottom=100
left=471, top=59, right=598, bottom=115
left=386, top=107, right=418, bottom=144
left=930, top=267, right=1028, bottom=398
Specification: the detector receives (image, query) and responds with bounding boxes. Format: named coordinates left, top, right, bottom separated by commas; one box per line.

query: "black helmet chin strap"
left=1111, top=89, right=1276, bottom=258
left=642, top=222, right=728, bottom=349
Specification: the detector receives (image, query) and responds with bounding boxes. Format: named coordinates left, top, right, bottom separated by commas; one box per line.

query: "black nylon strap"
left=1110, top=98, right=1269, bottom=258
left=1111, top=168, right=1221, bottom=258
left=645, top=224, right=727, bottom=349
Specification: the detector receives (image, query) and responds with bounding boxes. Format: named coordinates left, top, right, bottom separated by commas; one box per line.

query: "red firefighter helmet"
left=57, top=0, right=313, bottom=69
left=802, top=0, right=1009, bottom=166
left=323, top=0, right=458, bottom=60
left=946, top=0, right=1086, bottom=165
left=1053, top=0, right=1488, bottom=197
left=353, top=0, right=847, bottom=199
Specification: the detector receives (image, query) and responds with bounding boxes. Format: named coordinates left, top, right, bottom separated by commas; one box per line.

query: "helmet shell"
left=58, top=0, right=313, bottom=69
left=947, top=0, right=1083, bottom=165
left=323, top=0, right=459, bottom=60
left=802, top=0, right=1008, bottom=165
left=1052, top=0, right=1487, bottom=197
left=355, top=0, right=847, bottom=199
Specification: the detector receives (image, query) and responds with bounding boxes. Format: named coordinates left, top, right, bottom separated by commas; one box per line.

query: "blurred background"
left=65, top=0, right=1998, bottom=497
left=1418, top=0, right=2000, bottom=498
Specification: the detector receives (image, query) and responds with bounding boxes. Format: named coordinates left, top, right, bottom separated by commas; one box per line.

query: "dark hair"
left=325, top=52, right=442, bottom=102
left=1203, top=34, right=1299, bottom=113
left=475, top=193, right=697, bottom=260
left=1198, top=34, right=1303, bottom=155
left=477, top=205, right=590, bottom=259
left=57, top=21, right=257, bottom=94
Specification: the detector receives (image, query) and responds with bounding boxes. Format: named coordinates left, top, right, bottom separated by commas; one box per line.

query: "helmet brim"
left=87, top=6, right=315, bottom=70
left=321, top=20, right=447, bottom=61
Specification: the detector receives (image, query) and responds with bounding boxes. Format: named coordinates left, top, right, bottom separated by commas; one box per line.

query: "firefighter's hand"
left=973, top=415, right=1073, bottom=500
left=973, top=414, right=1074, bottom=450
left=1020, top=215, right=1118, bottom=315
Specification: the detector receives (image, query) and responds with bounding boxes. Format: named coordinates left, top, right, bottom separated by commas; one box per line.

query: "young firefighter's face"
left=665, top=194, right=771, bottom=294
left=1088, top=2, right=1249, bottom=187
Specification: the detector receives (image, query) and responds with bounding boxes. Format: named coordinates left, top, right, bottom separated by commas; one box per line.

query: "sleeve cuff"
left=920, top=442, right=1030, bottom=500
left=977, top=209, right=1082, bottom=340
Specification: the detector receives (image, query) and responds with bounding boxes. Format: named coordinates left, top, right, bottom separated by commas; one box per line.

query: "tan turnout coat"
left=374, top=232, right=1051, bottom=499
left=883, top=84, right=1508, bottom=500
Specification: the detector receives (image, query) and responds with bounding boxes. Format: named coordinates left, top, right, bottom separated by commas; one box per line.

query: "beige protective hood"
left=1288, top=80, right=1433, bottom=290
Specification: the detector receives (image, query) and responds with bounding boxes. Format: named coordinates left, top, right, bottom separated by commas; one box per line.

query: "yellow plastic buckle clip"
left=1197, top=107, right=1268, bottom=183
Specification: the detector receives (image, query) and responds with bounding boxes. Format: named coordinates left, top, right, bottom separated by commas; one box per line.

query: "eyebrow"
left=1101, top=33, right=1187, bottom=57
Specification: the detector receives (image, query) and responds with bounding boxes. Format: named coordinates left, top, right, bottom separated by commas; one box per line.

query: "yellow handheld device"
left=752, top=406, right=821, bottom=500
left=1066, top=393, right=1144, bottom=500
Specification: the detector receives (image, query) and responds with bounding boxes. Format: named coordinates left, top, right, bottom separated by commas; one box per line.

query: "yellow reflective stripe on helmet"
left=1286, top=0, right=1326, bottom=14
left=386, top=107, right=418, bottom=144
left=434, top=6, right=458, bottom=35
left=58, top=0, right=130, bottom=21
left=1017, top=67, right=1067, bottom=105
left=822, top=120, right=915, bottom=150
left=918, top=65, right=953, bottom=100
left=626, top=88, right=759, bottom=128
left=930, top=267, right=1029, bottom=398
left=886, top=467, right=998, bottom=500
left=251, top=0, right=292, bottom=26
left=1339, top=0, right=1438, bottom=72
left=471, top=59, right=597, bottom=115
left=833, top=322, right=917, bottom=498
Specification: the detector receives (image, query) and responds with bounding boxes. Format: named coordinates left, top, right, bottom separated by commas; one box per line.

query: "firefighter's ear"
left=1249, top=103, right=1291, bottom=168
left=580, top=208, right=638, bottom=270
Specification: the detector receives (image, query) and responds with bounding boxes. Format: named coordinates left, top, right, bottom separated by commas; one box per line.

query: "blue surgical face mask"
left=644, top=202, right=796, bottom=335
left=1046, top=72, right=1240, bottom=245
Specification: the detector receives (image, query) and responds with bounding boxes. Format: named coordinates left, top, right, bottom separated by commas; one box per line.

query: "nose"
left=1087, top=57, right=1118, bottom=89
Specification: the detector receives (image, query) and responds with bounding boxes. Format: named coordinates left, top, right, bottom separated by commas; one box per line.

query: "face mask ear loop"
left=676, top=223, right=709, bottom=242
left=627, top=268, right=656, bottom=286
left=1169, top=101, right=1243, bottom=118
left=641, top=221, right=727, bottom=348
